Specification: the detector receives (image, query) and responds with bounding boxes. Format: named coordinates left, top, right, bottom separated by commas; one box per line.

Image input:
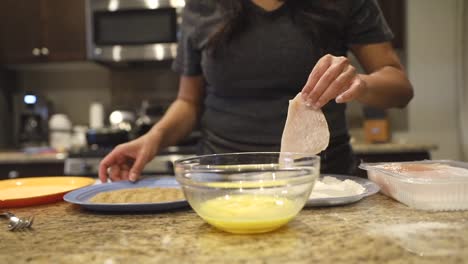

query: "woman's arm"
left=146, top=75, right=205, bottom=148
left=301, top=42, right=413, bottom=109
left=351, top=42, right=413, bottom=108
left=98, top=75, right=204, bottom=182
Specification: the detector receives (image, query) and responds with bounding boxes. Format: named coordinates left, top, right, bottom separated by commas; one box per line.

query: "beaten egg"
left=196, top=194, right=302, bottom=234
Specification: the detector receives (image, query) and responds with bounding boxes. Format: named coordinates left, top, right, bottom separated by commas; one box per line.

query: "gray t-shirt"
left=173, top=0, right=393, bottom=154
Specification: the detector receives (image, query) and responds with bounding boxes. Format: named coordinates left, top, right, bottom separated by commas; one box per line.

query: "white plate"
left=305, top=174, right=380, bottom=207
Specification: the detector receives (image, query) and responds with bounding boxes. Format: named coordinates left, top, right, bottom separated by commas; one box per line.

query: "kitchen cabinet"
left=0, top=162, right=64, bottom=179
left=378, top=0, right=405, bottom=49
left=0, top=70, right=14, bottom=149
left=0, top=152, right=65, bottom=179
left=0, top=0, right=86, bottom=64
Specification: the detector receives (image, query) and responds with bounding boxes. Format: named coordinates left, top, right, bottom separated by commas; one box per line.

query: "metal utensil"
left=0, top=212, right=34, bottom=231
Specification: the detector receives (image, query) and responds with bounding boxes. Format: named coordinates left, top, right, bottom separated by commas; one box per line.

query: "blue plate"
left=305, top=174, right=380, bottom=207
left=63, top=176, right=189, bottom=212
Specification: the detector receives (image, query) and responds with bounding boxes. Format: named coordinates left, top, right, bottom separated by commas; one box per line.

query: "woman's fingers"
left=98, top=145, right=132, bottom=182
left=336, top=77, right=366, bottom=103
left=303, top=56, right=349, bottom=109
left=119, top=164, right=131, bottom=181
left=99, top=151, right=119, bottom=182
left=109, top=164, right=122, bottom=182
left=302, top=54, right=333, bottom=98
left=315, top=64, right=356, bottom=108
left=301, top=54, right=368, bottom=108
left=129, top=152, right=149, bottom=182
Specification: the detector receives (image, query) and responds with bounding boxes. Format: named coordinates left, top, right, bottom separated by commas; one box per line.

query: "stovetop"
left=67, top=147, right=113, bottom=158
left=65, top=144, right=197, bottom=176
left=67, top=145, right=198, bottom=158
left=65, top=130, right=199, bottom=176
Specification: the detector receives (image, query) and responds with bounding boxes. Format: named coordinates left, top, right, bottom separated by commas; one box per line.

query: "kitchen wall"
left=11, top=62, right=179, bottom=127
left=401, top=0, right=464, bottom=160
left=110, top=62, right=179, bottom=110
left=461, top=0, right=468, bottom=160
left=12, top=63, right=111, bottom=126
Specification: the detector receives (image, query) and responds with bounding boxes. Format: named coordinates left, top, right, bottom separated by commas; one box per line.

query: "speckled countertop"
left=1, top=194, right=467, bottom=264
left=0, top=141, right=437, bottom=164
left=351, top=142, right=438, bottom=154
left=0, top=151, right=66, bottom=164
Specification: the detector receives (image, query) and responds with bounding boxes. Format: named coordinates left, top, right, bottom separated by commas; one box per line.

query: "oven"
left=86, top=0, right=185, bottom=62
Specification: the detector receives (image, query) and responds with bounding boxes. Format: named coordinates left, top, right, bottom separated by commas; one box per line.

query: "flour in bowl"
left=309, top=176, right=365, bottom=199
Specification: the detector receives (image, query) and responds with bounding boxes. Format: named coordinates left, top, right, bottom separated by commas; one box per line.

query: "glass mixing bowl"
left=174, top=152, right=320, bottom=234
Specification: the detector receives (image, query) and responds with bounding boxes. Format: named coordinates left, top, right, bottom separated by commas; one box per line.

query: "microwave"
left=86, top=0, right=185, bottom=62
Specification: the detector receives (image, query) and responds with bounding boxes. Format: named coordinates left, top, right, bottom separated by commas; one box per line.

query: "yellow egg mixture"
left=196, top=194, right=301, bottom=234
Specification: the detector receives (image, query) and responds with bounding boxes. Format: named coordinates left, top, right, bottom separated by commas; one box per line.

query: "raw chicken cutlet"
left=281, top=93, right=330, bottom=154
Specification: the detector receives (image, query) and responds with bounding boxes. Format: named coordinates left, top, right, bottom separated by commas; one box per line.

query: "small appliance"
left=12, top=92, right=51, bottom=147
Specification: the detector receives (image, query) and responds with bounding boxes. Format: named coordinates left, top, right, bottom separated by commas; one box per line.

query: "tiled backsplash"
left=110, top=62, right=179, bottom=110
left=10, top=62, right=179, bottom=127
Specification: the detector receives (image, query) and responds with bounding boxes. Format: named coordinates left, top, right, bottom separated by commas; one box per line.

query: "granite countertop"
left=0, top=151, right=66, bottom=164
left=351, top=142, right=438, bottom=154
left=2, top=195, right=467, bottom=263
left=0, top=141, right=438, bottom=164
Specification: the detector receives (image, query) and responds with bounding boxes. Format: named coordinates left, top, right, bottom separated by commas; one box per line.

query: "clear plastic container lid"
left=359, top=160, right=468, bottom=184
left=360, top=160, right=468, bottom=211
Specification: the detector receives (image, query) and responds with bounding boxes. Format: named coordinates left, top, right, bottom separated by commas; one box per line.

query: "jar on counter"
left=71, top=125, right=88, bottom=149
left=89, top=102, right=104, bottom=129
left=49, top=114, right=72, bottom=152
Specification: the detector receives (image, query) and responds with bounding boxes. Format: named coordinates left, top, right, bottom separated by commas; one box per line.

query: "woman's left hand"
left=301, top=54, right=367, bottom=109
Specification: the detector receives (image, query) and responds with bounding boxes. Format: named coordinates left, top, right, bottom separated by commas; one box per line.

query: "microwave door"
left=87, top=1, right=182, bottom=62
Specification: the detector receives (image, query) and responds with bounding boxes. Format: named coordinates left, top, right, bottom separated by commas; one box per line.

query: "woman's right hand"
left=98, top=76, right=204, bottom=183
left=98, top=133, right=161, bottom=183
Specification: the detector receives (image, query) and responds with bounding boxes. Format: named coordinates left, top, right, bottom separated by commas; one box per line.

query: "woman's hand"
left=96, top=75, right=205, bottom=184
left=301, top=54, right=367, bottom=109
left=97, top=76, right=205, bottom=183
left=98, top=133, right=161, bottom=183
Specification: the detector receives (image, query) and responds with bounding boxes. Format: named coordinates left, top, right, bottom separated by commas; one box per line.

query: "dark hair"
left=207, top=0, right=344, bottom=54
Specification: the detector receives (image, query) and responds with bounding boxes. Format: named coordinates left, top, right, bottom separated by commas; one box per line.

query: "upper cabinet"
left=0, top=0, right=86, bottom=64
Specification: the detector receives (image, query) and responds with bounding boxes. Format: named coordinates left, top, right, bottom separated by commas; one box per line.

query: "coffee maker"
left=13, top=92, right=51, bottom=147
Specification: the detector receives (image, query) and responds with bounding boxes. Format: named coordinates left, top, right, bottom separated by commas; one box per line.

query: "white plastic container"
left=359, top=160, right=468, bottom=211
left=89, top=102, right=104, bottom=129
left=49, top=114, right=72, bottom=152
left=71, top=125, right=88, bottom=148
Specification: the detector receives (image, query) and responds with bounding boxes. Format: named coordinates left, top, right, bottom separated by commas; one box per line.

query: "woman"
left=99, top=0, right=413, bottom=182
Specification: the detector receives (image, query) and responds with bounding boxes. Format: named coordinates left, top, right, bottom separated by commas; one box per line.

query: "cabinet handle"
left=8, top=170, right=19, bottom=179
left=32, top=48, right=41, bottom=56
left=41, top=47, right=49, bottom=56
